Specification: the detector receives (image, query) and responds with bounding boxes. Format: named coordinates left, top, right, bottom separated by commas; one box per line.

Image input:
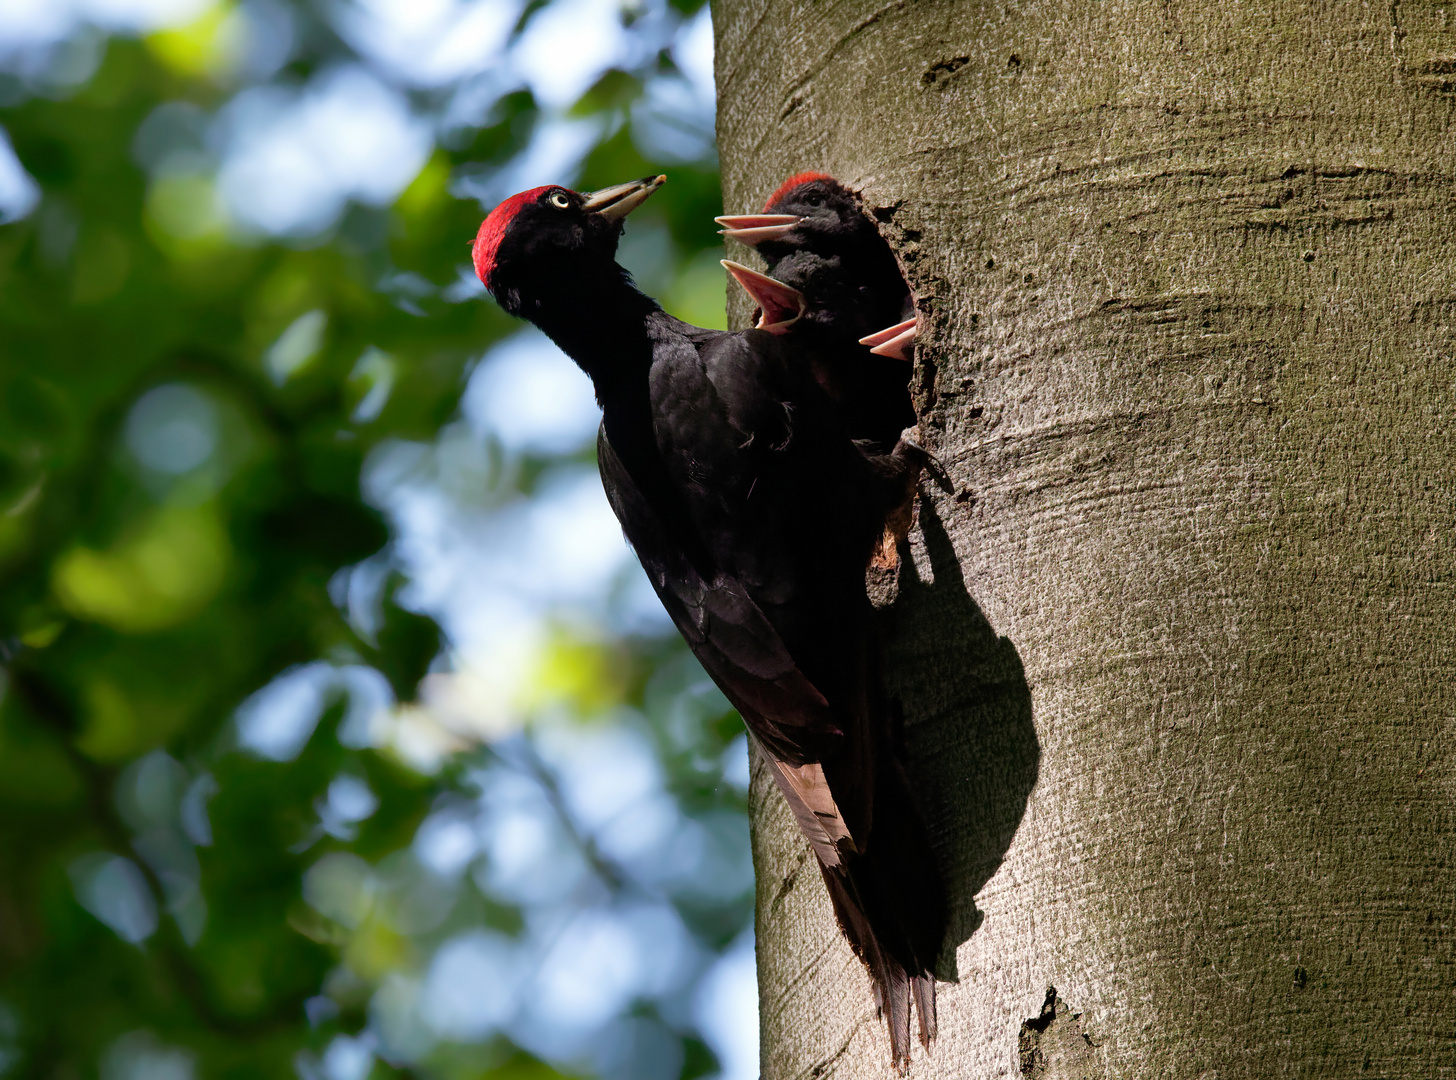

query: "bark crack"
left=779, top=1, right=908, bottom=105
left=1019, top=987, right=1100, bottom=1079
left=770, top=848, right=811, bottom=915
left=791, top=1012, right=870, bottom=1080
left=761, top=937, right=847, bottom=1029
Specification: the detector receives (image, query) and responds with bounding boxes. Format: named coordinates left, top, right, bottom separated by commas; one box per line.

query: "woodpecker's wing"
left=597, top=426, right=841, bottom=749
left=598, top=426, right=856, bottom=869
left=598, top=329, right=942, bottom=1064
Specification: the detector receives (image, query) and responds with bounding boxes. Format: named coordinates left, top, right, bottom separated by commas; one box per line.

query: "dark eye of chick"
left=804, top=192, right=824, bottom=207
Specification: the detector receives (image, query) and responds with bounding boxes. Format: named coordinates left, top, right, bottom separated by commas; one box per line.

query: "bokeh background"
left=0, top=1, right=758, bottom=1078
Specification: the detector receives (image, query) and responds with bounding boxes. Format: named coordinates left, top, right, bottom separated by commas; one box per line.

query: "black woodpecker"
left=474, top=177, right=945, bottom=1068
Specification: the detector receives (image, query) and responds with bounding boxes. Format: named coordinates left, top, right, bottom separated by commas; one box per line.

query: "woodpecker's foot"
left=715, top=214, right=802, bottom=246
left=894, top=430, right=953, bottom=493
left=865, top=434, right=937, bottom=570
left=859, top=317, right=917, bottom=361
left=722, top=259, right=807, bottom=334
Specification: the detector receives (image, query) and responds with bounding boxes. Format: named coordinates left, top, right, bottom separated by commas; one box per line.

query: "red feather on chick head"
left=763, top=171, right=836, bottom=212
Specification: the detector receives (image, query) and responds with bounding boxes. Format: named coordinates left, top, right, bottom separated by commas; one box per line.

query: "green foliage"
left=0, top=2, right=745, bottom=1077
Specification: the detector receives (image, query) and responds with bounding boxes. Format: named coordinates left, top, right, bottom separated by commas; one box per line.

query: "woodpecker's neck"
left=518, top=262, right=661, bottom=390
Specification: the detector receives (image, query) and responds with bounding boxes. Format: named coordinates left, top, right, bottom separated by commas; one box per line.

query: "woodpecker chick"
left=720, top=173, right=931, bottom=567
left=720, top=172, right=918, bottom=353
left=718, top=174, right=918, bottom=451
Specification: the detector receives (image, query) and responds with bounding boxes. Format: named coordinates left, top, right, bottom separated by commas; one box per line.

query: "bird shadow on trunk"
left=872, top=496, right=1039, bottom=981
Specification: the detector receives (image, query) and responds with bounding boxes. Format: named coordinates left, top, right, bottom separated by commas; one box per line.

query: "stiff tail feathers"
left=817, top=756, right=944, bottom=1070
left=737, top=625, right=944, bottom=1067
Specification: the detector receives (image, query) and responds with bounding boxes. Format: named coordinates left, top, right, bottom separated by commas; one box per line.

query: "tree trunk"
left=713, top=1, right=1456, bottom=1076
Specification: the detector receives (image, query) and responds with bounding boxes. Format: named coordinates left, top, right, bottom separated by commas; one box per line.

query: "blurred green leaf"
left=0, top=1, right=741, bottom=1077
left=571, top=68, right=642, bottom=117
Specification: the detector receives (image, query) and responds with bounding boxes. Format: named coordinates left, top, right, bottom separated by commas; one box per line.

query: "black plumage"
left=720, top=173, right=918, bottom=453
left=474, top=177, right=944, bottom=1068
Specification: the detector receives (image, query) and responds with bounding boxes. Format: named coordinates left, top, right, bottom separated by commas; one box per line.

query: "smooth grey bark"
left=713, top=2, right=1456, bottom=1077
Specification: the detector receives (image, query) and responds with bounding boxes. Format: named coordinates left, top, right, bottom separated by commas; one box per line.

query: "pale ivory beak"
left=582, top=175, right=667, bottom=221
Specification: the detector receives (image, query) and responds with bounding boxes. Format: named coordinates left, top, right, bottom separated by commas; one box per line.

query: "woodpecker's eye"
left=804, top=192, right=824, bottom=207
left=548, top=192, right=571, bottom=210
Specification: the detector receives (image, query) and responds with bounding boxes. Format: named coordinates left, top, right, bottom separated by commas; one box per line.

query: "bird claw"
left=894, top=431, right=953, bottom=493
left=867, top=433, right=949, bottom=569
left=859, top=317, right=917, bottom=361
left=722, top=259, right=807, bottom=334
left=715, top=214, right=802, bottom=246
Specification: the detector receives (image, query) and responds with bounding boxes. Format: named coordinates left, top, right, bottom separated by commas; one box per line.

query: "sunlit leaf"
left=0, top=2, right=741, bottom=1076
left=146, top=2, right=242, bottom=79
left=53, top=504, right=231, bottom=634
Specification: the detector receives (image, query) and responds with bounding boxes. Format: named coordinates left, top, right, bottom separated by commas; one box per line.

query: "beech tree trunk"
left=713, top=2, right=1456, bottom=1076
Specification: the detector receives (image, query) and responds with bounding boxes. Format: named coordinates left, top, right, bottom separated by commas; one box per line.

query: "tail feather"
left=819, top=862, right=933, bottom=1070
left=912, top=969, right=937, bottom=1050
left=883, top=960, right=914, bottom=1068
left=745, top=642, right=945, bottom=1068
left=813, top=751, right=944, bottom=1070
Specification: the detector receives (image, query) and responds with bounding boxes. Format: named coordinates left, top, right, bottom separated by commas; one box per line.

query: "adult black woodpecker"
left=474, top=177, right=944, bottom=1067
left=717, top=174, right=919, bottom=454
